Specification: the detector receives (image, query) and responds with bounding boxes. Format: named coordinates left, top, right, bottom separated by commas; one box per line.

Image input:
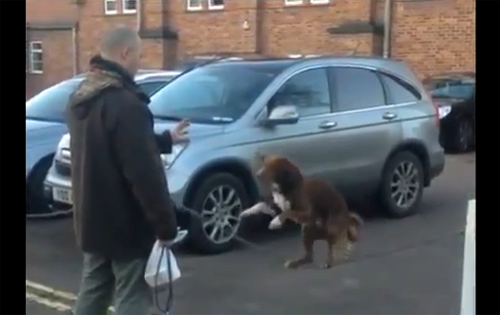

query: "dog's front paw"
left=268, top=216, right=283, bottom=230
left=284, top=260, right=299, bottom=269
left=240, top=209, right=253, bottom=218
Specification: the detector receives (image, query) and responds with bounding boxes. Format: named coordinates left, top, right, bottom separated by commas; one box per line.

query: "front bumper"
left=44, top=165, right=192, bottom=212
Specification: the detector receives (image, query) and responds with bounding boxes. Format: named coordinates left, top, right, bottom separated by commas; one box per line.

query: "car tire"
left=380, top=151, right=425, bottom=218
left=26, top=156, right=53, bottom=218
left=451, top=118, right=474, bottom=153
left=187, top=172, right=250, bottom=254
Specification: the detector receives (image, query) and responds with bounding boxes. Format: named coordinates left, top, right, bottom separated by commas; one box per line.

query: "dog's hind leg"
left=284, top=226, right=315, bottom=269
left=324, top=231, right=354, bottom=269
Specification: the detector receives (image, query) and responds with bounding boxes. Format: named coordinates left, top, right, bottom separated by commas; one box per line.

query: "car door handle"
left=318, top=121, right=337, bottom=129
left=382, top=112, right=398, bottom=120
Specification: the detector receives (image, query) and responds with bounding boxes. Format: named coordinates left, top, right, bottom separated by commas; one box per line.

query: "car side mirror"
left=260, top=105, right=299, bottom=127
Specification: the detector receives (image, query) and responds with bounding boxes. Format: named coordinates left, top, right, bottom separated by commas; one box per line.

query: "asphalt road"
left=26, top=153, right=475, bottom=315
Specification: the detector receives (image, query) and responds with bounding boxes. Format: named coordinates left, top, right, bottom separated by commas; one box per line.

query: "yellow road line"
left=26, top=280, right=77, bottom=301
left=26, top=292, right=73, bottom=312
left=26, top=279, right=115, bottom=313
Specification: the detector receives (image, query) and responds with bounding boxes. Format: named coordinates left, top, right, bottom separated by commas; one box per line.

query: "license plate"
left=53, top=187, right=73, bottom=205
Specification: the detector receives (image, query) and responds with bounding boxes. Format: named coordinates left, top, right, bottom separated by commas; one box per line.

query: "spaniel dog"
left=241, top=154, right=363, bottom=269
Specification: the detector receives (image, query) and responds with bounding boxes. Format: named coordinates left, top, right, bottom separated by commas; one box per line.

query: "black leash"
left=153, top=244, right=175, bottom=314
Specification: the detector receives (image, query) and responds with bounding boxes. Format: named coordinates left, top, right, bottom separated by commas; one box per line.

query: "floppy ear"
left=274, top=165, right=302, bottom=195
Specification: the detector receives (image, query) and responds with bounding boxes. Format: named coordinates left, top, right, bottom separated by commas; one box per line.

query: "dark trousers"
left=74, top=253, right=151, bottom=315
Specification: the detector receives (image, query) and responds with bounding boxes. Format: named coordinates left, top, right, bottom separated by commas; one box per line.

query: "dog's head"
left=256, top=154, right=303, bottom=195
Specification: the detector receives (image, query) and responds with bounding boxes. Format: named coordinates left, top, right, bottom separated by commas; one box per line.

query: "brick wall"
left=26, top=0, right=475, bottom=98
left=390, top=0, right=476, bottom=78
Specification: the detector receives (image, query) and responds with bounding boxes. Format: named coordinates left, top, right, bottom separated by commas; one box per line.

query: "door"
left=250, top=67, right=338, bottom=181
left=325, top=67, right=404, bottom=194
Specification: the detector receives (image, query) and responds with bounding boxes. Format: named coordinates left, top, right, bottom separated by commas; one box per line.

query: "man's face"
left=121, top=36, right=141, bottom=76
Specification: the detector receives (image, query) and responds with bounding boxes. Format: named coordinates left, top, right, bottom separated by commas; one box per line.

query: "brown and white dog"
left=241, top=154, right=363, bottom=269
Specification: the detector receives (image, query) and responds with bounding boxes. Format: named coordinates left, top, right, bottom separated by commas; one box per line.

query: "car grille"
left=55, top=160, right=71, bottom=177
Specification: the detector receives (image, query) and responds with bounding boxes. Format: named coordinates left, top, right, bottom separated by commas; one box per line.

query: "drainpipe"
left=382, top=0, right=393, bottom=58
left=72, top=25, right=78, bottom=75
left=136, top=0, right=143, bottom=31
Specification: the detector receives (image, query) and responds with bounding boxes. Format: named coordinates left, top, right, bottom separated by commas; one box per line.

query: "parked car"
left=26, top=70, right=180, bottom=218
left=423, top=72, right=475, bottom=153
left=44, top=57, right=445, bottom=253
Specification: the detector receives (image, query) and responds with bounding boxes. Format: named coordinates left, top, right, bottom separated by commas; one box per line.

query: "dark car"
left=26, top=70, right=180, bottom=218
left=424, top=72, right=475, bottom=153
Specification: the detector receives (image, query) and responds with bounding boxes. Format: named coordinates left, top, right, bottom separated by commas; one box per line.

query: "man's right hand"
left=170, top=119, right=190, bottom=144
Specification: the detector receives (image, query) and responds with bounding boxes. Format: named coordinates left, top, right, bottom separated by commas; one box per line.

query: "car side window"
left=270, top=68, right=331, bottom=117
left=139, top=81, right=167, bottom=96
left=380, top=73, right=421, bottom=104
left=333, top=67, right=385, bottom=112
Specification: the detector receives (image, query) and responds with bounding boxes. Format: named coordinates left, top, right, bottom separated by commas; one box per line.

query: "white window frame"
left=284, top=0, right=303, bottom=6
left=187, top=0, right=202, bottom=11
left=122, top=0, right=137, bottom=14
left=29, top=41, right=43, bottom=74
left=208, top=0, right=224, bottom=10
left=104, top=0, right=118, bottom=15
left=310, top=0, right=329, bottom=4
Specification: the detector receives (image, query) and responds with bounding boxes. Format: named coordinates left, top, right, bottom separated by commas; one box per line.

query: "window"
left=424, top=77, right=475, bottom=100
left=271, top=68, right=331, bottom=117
left=310, top=0, right=329, bottom=4
left=187, top=0, right=202, bottom=10
left=209, top=0, right=224, bottom=9
left=26, top=42, right=29, bottom=73
left=104, top=0, right=117, bottom=14
left=123, top=0, right=137, bottom=13
left=149, top=65, right=281, bottom=124
left=334, top=67, right=385, bottom=112
left=285, top=0, right=303, bottom=5
left=139, top=81, right=168, bottom=96
left=29, top=42, right=43, bottom=74
left=380, top=73, right=420, bottom=104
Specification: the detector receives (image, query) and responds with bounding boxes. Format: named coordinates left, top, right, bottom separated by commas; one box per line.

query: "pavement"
left=26, top=153, right=475, bottom=315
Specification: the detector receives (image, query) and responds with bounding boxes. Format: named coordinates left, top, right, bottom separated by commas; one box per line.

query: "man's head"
left=99, top=27, right=141, bottom=76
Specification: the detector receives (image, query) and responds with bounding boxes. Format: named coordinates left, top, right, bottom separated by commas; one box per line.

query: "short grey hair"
left=100, top=26, right=139, bottom=55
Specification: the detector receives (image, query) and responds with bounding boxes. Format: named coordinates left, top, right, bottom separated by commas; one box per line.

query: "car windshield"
left=149, top=64, right=281, bottom=124
left=26, top=80, right=81, bottom=123
left=425, top=78, right=475, bottom=100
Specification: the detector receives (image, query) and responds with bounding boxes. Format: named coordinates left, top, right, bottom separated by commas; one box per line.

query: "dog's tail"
left=347, top=212, right=363, bottom=243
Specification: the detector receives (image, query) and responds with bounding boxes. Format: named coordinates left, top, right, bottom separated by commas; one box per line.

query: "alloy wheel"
left=390, top=161, right=421, bottom=209
left=201, top=185, right=242, bottom=244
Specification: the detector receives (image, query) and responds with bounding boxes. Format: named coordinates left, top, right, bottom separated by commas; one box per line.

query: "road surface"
left=26, top=153, right=475, bottom=315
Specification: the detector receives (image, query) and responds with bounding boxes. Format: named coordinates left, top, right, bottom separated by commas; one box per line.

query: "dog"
left=242, top=154, right=363, bottom=269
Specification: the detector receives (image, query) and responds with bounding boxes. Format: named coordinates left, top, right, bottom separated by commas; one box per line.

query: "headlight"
left=438, top=105, right=452, bottom=119
left=55, top=134, right=71, bottom=161
left=160, top=144, right=186, bottom=169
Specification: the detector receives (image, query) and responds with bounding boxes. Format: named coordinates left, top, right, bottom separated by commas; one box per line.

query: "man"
left=66, top=27, right=188, bottom=315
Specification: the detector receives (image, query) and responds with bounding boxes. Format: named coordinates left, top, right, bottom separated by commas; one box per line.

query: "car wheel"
left=380, top=151, right=424, bottom=218
left=452, top=118, right=474, bottom=153
left=187, top=173, right=250, bottom=254
left=26, top=157, right=53, bottom=218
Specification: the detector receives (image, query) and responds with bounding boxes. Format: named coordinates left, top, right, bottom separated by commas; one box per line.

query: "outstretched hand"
left=170, top=119, right=190, bottom=144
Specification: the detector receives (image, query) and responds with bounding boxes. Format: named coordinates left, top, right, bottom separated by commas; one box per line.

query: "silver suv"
left=44, top=57, right=445, bottom=254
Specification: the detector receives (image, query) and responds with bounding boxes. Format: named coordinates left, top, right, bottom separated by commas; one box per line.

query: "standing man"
left=67, top=27, right=189, bottom=315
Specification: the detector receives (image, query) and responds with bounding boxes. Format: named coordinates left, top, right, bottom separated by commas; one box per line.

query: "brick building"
left=26, top=0, right=475, bottom=98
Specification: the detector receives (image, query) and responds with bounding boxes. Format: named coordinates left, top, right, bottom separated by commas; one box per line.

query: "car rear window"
left=333, top=67, right=385, bottom=112
left=380, top=73, right=421, bottom=104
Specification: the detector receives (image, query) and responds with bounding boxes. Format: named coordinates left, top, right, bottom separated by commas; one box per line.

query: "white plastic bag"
left=144, top=230, right=187, bottom=288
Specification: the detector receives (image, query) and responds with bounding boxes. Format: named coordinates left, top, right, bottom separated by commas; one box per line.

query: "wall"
left=26, top=0, right=476, bottom=97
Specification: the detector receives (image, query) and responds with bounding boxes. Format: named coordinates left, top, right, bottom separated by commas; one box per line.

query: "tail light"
left=423, top=88, right=440, bottom=127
